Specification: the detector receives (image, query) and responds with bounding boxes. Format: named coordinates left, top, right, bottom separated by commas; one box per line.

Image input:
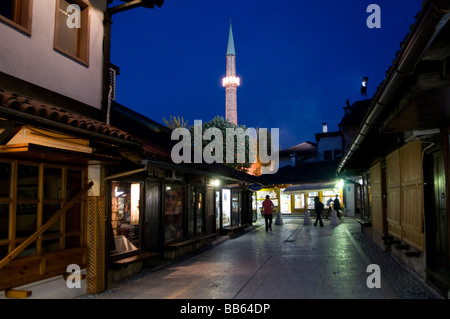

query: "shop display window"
left=308, top=192, right=318, bottom=209
left=164, top=184, right=185, bottom=242
left=110, top=181, right=141, bottom=255
left=222, top=189, right=231, bottom=227
left=189, top=187, right=205, bottom=236
left=231, top=190, right=241, bottom=225
left=215, top=191, right=221, bottom=229
left=280, top=188, right=290, bottom=213
left=322, top=190, right=337, bottom=209
left=294, top=194, right=305, bottom=209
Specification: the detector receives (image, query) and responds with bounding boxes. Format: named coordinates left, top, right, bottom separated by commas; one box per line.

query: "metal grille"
left=87, top=196, right=106, bottom=294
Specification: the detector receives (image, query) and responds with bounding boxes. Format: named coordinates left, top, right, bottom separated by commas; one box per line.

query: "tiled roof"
left=0, top=90, right=134, bottom=142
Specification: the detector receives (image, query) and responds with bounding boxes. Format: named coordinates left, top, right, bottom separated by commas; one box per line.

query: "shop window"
left=0, top=0, right=33, bottom=35
left=222, top=189, right=231, bottom=227
left=294, top=194, right=305, bottom=209
left=215, top=191, right=221, bottom=229
left=54, top=0, right=90, bottom=65
left=322, top=190, right=336, bottom=210
left=189, top=187, right=205, bottom=236
left=110, top=181, right=141, bottom=255
left=308, top=192, right=318, bottom=209
left=280, top=189, right=290, bottom=213
left=164, top=184, right=185, bottom=242
left=231, top=190, right=241, bottom=226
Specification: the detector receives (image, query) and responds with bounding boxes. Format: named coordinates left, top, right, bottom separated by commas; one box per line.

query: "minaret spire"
left=222, top=20, right=239, bottom=125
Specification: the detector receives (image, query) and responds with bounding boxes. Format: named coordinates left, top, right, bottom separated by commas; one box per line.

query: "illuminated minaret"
left=222, top=22, right=240, bottom=125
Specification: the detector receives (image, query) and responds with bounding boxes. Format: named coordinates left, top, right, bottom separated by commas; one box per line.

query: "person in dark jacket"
left=314, top=196, right=324, bottom=227
left=334, top=195, right=341, bottom=219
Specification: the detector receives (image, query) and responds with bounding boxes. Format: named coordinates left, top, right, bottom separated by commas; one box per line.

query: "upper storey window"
left=0, top=0, right=33, bottom=35
left=54, top=0, right=90, bottom=66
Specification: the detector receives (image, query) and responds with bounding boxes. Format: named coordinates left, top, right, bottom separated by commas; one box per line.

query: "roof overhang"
left=283, top=181, right=339, bottom=195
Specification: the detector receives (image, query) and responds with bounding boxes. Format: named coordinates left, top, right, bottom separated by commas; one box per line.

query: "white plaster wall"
left=0, top=0, right=107, bottom=109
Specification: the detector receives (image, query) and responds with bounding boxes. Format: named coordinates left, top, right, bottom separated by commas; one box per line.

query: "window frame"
left=53, top=0, right=90, bottom=66
left=0, top=159, right=86, bottom=259
left=0, top=0, right=33, bottom=35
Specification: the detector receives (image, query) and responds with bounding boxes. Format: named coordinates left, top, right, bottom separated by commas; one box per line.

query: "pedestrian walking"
left=314, top=196, right=324, bottom=227
left=334, top=195, right=341, bottom=219
left=262, top=195, right=274, bottom=232
left=326, top=197, right=333, bottom=219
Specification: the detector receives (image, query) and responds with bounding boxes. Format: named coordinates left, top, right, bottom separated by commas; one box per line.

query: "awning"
left=283, top=181, right=338, bottom=195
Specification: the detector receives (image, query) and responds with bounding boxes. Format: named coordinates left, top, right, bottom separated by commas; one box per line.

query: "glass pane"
left=17, top=164, right=39, bottom=199
left=43, top=203, right=61, bottom=235
left=215, top=191, right=221, bottom=229
left=56, top=0, right=79, bottom=55
left=196, top=191, right=204, bottom=234
left=44, top=167, right=62, bottom=199
left=222, top=189, right=231, bottom=227
left=43, top=238, right=60, bottom=253
left=0, top=204, right=9, bottom=242
left=111, top=182, right=140, bottom=255
left=67, top=169, right=82, bottom=199
left=66, top=235, right=80, bottom=249
left=0, top=1, right=14, bottom=20
left=66, top=202, right=81, bottom=233
left=0, top=162, right=11, bottom=198
left=188, top=188, right=195, bottom=236
left=164, top=184, right=184, bottom=242
left=16, top=203, right=37, bottom=237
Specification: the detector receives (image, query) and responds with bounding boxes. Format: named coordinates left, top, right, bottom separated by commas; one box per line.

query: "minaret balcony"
left=222, top=76, right=240, bottom=87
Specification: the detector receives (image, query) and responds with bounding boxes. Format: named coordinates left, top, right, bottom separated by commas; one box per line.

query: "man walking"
left=262, top=195, right=274, bottom=232
left=314, top=196, right=324, bottom=227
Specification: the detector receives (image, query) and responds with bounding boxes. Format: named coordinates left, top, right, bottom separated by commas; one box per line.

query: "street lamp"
left=361, top=76, right=368, bottom=97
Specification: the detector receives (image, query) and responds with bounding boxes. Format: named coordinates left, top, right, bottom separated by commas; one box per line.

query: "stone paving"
left=78, top=217, right=442, bottom=300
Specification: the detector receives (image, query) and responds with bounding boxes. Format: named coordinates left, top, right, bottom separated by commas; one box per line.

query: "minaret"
left=222, top=22, right=240, bottom=125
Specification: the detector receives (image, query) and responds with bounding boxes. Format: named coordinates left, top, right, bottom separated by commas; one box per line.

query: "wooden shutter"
left=386, top=149, right=402, bottom=238
left=384, top=141, right=424, bottom=251
left=400, top=141, right=424, bottom=251
left=370, top=162, right=384, bottom=232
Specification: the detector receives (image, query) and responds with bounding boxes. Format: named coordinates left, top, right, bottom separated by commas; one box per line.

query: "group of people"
left=313, top=195, right=341, bottom=227
left=261, top=194, right=341, bottom=231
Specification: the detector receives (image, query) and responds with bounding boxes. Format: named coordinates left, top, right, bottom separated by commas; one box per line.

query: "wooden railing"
left=0, top=181, right=93, bottom=271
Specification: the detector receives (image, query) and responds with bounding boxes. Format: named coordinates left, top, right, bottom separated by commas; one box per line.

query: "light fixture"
left=361, top=76, right=368, bottom=97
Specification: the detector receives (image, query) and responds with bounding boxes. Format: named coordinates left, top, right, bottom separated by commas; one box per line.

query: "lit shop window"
left=110, top=182, right=141, bottom=255
left=54, top=0, right=90, bottom=65
left=0, top=0, right=33, bottom=35
left=294, top=194, right=305, bottom=209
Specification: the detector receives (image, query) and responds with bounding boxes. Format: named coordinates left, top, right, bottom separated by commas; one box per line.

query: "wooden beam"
left=5, top=289, right=32, bottom=299
left=0, top=182, right=93, bottom=271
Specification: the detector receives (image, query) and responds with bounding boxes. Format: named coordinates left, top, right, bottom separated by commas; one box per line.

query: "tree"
left=162, top=115, right=188, bottom=129
left=190, top=116, right=252, bottom=173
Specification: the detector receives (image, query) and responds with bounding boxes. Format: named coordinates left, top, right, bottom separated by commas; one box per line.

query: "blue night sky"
left=108, top=0, right=423, bottom=149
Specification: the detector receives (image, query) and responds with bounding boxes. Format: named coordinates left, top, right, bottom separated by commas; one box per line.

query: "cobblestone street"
left=78, top=217, right=442, bottom=300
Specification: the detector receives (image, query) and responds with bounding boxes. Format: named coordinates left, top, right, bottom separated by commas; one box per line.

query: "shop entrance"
left=110, top=181, right=142, bottom=256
